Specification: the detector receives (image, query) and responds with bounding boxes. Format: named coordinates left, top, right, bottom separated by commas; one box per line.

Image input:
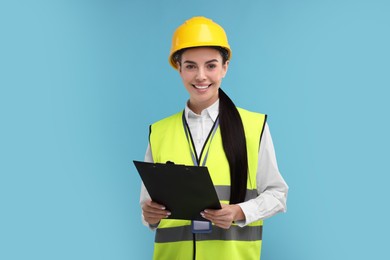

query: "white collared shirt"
left=140, top=99, right=288, bottom=227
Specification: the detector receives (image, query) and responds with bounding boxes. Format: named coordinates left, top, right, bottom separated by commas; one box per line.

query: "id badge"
left=191, top=220, right=212, bottom=234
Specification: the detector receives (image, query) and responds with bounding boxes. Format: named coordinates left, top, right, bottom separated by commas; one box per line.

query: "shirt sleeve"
left=139, top=144, right=158, bottom=229
left=236, top=123, right=289, bottom=226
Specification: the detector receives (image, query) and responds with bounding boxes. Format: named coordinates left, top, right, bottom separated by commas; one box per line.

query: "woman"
left=140, top=16, right=288, bottom=260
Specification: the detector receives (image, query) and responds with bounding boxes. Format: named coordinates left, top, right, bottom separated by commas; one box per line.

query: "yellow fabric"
left=154, top=241, right=194, bottom=260
left=196, top=240, right=262, bottom=260
left=150, top=108, right=266, bottom=260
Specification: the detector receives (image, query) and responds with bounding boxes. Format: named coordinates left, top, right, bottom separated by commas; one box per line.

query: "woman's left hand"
left=201, top=204, right=245, bottom=229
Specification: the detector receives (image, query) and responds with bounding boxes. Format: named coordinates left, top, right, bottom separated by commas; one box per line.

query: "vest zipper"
left=193, top=233, right=196, bottom=260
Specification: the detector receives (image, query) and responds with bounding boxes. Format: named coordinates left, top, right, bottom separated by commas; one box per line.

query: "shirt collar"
left=184, top=99, right=219, bottom=123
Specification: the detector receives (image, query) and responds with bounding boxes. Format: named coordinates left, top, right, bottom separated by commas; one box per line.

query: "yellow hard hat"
left=169, top=16, right=231, bottom=69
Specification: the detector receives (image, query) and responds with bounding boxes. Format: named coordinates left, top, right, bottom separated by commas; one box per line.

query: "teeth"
left=194, top=85, right=209, bottom=89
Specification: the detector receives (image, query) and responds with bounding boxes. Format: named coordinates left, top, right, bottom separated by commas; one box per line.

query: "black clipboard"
left=134, top=160, right=221, bottom=221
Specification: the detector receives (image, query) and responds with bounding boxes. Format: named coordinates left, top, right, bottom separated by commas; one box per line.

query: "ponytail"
left=219, top=88, right=248, bottom=204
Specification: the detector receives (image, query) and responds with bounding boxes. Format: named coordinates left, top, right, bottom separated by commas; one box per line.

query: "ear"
left=222, top=60, right=229, bottom=78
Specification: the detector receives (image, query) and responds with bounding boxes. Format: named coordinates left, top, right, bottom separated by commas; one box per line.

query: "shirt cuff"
left=236, top=201, right=257, bottom=227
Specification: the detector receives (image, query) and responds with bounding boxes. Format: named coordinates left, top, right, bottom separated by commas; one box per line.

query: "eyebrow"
left=183, top=59, right=219, bottom=64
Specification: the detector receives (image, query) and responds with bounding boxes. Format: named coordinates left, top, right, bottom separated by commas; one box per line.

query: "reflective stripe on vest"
left=156, top=225, right=263, bottom=243
left=215, top=185, right=258, bottom=202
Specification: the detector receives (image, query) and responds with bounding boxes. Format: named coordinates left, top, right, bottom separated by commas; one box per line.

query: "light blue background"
left=1, top=0, right=389, bottom=259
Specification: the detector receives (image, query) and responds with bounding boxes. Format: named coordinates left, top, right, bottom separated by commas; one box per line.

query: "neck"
left=188, top=97, right=219, bottom=115
left=187, top=102, right=204, bottom=115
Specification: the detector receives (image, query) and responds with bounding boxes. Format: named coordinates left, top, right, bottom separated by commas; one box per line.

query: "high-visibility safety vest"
left=149, top=107, right=267, bottom=260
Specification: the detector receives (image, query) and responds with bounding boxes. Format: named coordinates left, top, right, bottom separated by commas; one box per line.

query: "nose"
left=196, top=68, right=206, bottom=81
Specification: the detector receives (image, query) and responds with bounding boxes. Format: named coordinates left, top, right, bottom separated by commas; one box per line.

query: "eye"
left=207, top=63, right=217, bottom=70
left=185, top=64, right=196, bottom=70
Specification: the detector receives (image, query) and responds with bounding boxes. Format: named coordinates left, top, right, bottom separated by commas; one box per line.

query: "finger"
left=147, top=200, right=167, bottom=210
left=143, top=206, right=171, bottom=216
left=202, top=209, right=221, bottom=217
left=200, top=214, right=232, bottom=229
left=215, top=222, right=231, bottom=229
left=200, top=211, right=211, bottom=221
left=143, top=204, right=171, bottom=219
left=203, top=210, right=235, bottom=225
left=143, top=210, right=171, bottom=224
left=200, top=212, right=224, bottom=225
left=203, top=209, right=230, bottom=218
left=207, top=216, right=231, bottom=229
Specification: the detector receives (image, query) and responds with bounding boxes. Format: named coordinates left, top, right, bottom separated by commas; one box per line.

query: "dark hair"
left=219, top=88, right=248, bottom=204
left=172, top=46, right=230, bottom=69
left=174, top=46, right=248, bottom=204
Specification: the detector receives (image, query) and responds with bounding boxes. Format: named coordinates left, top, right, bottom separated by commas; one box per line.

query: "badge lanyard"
left=182, top=112, right=220, bottom=167
left=182, top=112, right=219, bottom=233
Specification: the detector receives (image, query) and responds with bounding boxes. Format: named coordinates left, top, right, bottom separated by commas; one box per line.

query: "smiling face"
left=177, top=47, right=229, bottom=114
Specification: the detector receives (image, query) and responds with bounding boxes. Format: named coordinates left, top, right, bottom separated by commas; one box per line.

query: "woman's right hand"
left=142, top=200, right=171, bottom=225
